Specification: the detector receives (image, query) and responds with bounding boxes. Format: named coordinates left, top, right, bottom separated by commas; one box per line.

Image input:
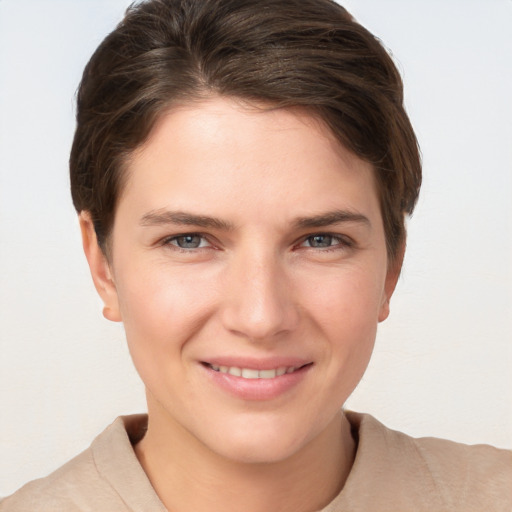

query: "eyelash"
left=298, top=233, right=353, bottom=252
left=160, top=233, right=213, bottom=252
left=160, top=232, right=353, bottom=253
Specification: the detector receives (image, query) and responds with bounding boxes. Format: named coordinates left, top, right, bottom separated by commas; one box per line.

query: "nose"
left=220, top=247, right=300, bottom=342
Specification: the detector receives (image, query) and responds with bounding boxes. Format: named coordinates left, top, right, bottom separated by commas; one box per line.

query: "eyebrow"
left=293, top=210, right=371, bottom=229
left=140, top=208, right=370, bottom=231
left=139, top=209, right=235, bottom=231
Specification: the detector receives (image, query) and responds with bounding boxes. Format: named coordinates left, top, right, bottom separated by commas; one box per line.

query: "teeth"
left=208, top=364, right=299, bottom=379
left=241, top=368, right=259, bottom=379
left=228, top=367, right=242, bottom=377
left=259, top=369, right=277, bottom=379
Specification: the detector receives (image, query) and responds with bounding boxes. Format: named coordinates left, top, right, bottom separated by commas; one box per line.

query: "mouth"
left=200, top=360, right=313, bottom=400
left=202, top=362, right=312, bottom=380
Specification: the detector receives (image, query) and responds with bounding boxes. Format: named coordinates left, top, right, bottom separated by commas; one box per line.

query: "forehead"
left=118, top=96, right=381, bottom=228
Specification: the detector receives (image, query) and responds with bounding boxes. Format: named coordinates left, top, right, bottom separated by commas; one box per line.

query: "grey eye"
left=307, top=234, right=334, bottom=248
left=173, top=235, right=203, bottom=248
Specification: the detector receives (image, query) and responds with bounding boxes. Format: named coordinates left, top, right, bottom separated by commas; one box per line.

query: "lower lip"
left=201, top=363, right=312, bottom=401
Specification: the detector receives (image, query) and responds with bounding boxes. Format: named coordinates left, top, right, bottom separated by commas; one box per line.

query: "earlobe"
left=378, top=297, right=391, bottom=323
left=79, top=212, right=122, bottom=322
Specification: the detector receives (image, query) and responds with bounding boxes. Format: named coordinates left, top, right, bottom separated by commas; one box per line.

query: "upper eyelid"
left=298, top=232, right=352, bottom=243
left=161, top=231, right=208, bottom=239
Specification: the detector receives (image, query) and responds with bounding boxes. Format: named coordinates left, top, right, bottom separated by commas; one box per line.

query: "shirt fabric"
left=2, top=412, right=511, bottom=511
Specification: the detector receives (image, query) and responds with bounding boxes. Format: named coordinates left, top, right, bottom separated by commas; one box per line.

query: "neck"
left=135, top=403, right=355, bottom=512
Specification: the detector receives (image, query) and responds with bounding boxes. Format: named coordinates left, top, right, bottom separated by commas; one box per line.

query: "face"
left=83, top=97, right=399, bottom=464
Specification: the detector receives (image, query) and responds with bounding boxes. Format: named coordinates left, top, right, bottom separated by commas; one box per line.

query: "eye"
left=302, top=234, right=347, bottom=249
left=165, top=234, right=211, bottom=249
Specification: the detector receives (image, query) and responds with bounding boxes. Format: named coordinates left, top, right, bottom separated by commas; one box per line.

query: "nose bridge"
left=221, top=242, right=298, bottom=340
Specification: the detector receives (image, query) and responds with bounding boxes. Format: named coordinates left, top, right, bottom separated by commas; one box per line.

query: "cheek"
left=300, top=264, right=384, bottom=377
left=302, top=263, right=385, bottom=330
left=114, top=263, right=218, bottom=372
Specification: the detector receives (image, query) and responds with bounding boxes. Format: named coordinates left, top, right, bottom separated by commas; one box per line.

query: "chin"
left=202, top=415, right=319, bottom=465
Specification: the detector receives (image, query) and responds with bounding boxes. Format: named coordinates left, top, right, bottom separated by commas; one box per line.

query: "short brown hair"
left=70, top=0, right=421, bottom=261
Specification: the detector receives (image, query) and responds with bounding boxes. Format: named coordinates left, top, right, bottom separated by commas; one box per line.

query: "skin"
left=80, top=96, right=401, bottom=512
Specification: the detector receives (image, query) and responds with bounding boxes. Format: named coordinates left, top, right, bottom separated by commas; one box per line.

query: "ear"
left=79, top=212, right=122, bottom=322
left=378, top=242, right=405, bottom=323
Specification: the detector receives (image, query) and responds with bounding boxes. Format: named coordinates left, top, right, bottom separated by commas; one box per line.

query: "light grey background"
left=1, top=0, right=511, bottom=496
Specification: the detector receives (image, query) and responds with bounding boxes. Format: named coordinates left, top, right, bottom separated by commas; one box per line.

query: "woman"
left=2, top=0, right=510, bottom=510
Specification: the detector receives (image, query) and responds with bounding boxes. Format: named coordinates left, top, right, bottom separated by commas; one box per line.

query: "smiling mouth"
left=203, top=363, right=312, bottom=379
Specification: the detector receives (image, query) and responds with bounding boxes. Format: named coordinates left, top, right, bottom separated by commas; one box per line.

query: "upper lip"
left=201, top=356, right=312, bottom=371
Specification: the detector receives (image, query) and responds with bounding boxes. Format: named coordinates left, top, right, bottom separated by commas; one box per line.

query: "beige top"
left=2, top=412, right=511, bottom=511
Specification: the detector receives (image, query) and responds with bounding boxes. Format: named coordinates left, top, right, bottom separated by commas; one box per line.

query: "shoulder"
left=0, top=415, right=163, bottom=512
left=411, top=431, right=512, bottom=508
left=0, top=444, right=111, bottom=511
left=342, top=411, right=512, bottom=511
